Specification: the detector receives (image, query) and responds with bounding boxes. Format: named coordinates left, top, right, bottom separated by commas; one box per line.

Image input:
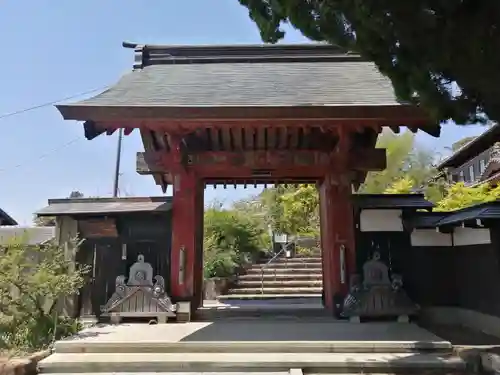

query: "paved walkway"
left=63, top=320, right=446, bottom=344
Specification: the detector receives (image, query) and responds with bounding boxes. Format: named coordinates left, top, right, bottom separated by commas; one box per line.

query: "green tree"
left=360, top=129, right=437, bottom=193
left=277, top=184, right=319, bottom=236
left=238, top=0, right=499, bottom=124
left=253, top=131, right=440, bottom=237
left=0, top=236, right=88, bottom=352
left=384, top=177, right=415, bottom=194
left=203, top=205, right=269, bottom=278
left=435, top=182, right=500, bottom=211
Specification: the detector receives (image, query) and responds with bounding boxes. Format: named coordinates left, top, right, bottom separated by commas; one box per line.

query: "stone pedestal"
left=176, top=301, right=191, bottom=323
left=100, top=255, right=176, bottom=324
left=342, top=252, right=419, bottom=322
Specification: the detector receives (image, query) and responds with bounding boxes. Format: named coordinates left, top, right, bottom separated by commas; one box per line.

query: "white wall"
left=409, top=227, right=491, bottom=247
left=453, top=227, right=491, bottom=246
left=359, top=209, right=403, bottom=232
left=411, top=229, right=452, bottom=247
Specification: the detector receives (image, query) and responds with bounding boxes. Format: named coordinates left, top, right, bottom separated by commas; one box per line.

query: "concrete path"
left=60, top=320, right=446, bottom=344
left=40, top=351, right=464, bottom=373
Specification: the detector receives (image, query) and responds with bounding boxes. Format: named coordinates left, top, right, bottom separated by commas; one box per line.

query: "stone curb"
left=54, top=340, right=454, bottom=354
left=0, top=349, right=51, bottom=375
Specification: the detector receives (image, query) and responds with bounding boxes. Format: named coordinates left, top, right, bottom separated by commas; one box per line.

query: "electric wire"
left=0, top=136, right=83, bottom=173
left=0, top=84, right=110, bottom=173
left=0, top=85, right=109, bottom=120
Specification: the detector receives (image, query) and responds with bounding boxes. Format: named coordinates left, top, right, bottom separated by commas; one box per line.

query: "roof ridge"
left=123, top=42, right=362, bottom=69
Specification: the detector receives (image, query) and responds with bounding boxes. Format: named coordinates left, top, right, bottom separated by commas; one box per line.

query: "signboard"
left=274, top=233, right=288, bottom=244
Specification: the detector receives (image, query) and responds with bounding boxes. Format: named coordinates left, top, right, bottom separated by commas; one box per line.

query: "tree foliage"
left=0, top=236, right=88, bottom=352
left=274, top=184, right=319, bottom=236
left=238, top=0, right=500, bottom=124
left=435, top=182, right=500, bottom=212
left=203, top=204, right=269, bottom=278
left=384, top=176, right=415, bottom=194
left=360, top=129, right=438, bottom=196
left=249, top=130, right=444, bottom=237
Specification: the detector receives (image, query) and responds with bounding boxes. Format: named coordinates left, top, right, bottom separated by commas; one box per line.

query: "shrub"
left=0, top=236, right=89, bottom=353
left=203, top=207, right=265, bottom=279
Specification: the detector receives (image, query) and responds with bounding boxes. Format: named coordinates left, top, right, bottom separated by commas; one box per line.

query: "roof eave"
left=437, top=123, right=500, bottom=169
left=0, top=208, right=18, bottom=226
left=56, top=104, right=435, bottom=130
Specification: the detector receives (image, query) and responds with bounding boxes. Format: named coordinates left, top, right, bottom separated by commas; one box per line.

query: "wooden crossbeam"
left=136, top=149, right=386, bottom=176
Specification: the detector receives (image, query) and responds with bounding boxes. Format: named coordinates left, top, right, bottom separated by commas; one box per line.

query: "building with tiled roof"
left=437, top=123, right=500, bottom=186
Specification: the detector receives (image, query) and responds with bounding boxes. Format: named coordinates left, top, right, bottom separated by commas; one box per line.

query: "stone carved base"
left=101, top=255, right=176, bottom=324
left=176, top=301, right=191, bottom=323
left=342, top=252, right=419, bottom=322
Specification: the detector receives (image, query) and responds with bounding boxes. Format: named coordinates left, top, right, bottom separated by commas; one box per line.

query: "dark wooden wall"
left=353, top=213, right=500, bottom=318
left=400, top=246, right=458, bottom=307
left=75, top=212, right=172, bottom=318
left=400, top=225, right=500, bottom=317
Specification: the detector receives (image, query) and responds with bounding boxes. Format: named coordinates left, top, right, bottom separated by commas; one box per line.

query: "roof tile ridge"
left=132, top=44, right=146, bottom=70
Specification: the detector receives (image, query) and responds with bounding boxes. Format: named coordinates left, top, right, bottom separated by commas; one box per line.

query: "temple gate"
left=55, top=43, right=439, bottom=315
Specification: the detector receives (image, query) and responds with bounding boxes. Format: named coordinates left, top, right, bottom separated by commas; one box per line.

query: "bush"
left=203, top=207, right=265, bottom=279
left=0, top=236, right=89, bottom=353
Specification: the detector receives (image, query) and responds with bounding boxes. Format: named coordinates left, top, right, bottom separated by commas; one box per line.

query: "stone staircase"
left=38, top=321, right=466, bottom=374
left=219, top=250, right=323, bottom=301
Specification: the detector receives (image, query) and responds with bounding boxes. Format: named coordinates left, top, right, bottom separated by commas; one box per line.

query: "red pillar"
left=170, top=171, right=204, bottom=310
left=319, top=173, right=356, bottom=313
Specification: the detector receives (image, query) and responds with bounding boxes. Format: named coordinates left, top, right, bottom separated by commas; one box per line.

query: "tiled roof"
left=353, top=194, right=434, bottom=210
left=438, top=123, right=500, bottom=169
left=405, top=211, right=450, bottom=229
left=36, top=196, right=172, bottom=216
left=58, top=44, right=406, bottom=110
left=435, top=201, right=500, bottom=226
left=0, top=208, right=17, bottom=226
left=0, top=227, right=55, bottom=245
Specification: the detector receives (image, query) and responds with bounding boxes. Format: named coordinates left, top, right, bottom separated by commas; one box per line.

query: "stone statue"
left=362, top=251, right=391, bottom=287
left=342, top=251, right=418, bottom=322
left=101, top=275, right=127, bottom=312
left=153, top=275, right=166, bottom=298
left=100, top=255, right=175, bottom=324
left=128, top=254, right=154, bottom=286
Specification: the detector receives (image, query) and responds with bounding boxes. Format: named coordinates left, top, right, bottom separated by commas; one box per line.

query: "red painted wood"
left=319, top=174, right=356, bottom=312
left=141, top=149, right=386, bottom=175
left=93, top=118, right=430, bottom=133
left=170, top=171, right=203, bottom=305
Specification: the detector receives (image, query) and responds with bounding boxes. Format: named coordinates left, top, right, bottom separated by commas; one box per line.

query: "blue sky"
left=0, top=0, right=487, bottom=225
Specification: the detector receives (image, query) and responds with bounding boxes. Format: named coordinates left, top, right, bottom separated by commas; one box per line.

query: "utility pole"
left=112, top=128, right=123, bottom=197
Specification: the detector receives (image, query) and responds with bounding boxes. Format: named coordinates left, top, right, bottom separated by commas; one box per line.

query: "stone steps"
left=38, top=351, right=465, bottom=373
left=53, top=340, right=454, bottom=354
left=245, top=267, right=322, bottom=275
left=218, top=294, right=322, bottom=300
left=273, top=256, right=322, bottom=262
left=235, top=280, right=323, bottom=288
left=221, top=253, right=324, bottom=301
left=228, top=287, right=323, bottom=295
left=250, top=262, right=322, bottom=269
left=195, top=306, right=328, bottom=320
left=238, top=273, right=323, bottom=281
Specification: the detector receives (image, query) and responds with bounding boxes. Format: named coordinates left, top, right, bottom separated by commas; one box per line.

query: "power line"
left=0, top=136, right=83, bottom=173
left=0, top=84, right=110, bottom=173
left=0, top=85, right=109, bottom=121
